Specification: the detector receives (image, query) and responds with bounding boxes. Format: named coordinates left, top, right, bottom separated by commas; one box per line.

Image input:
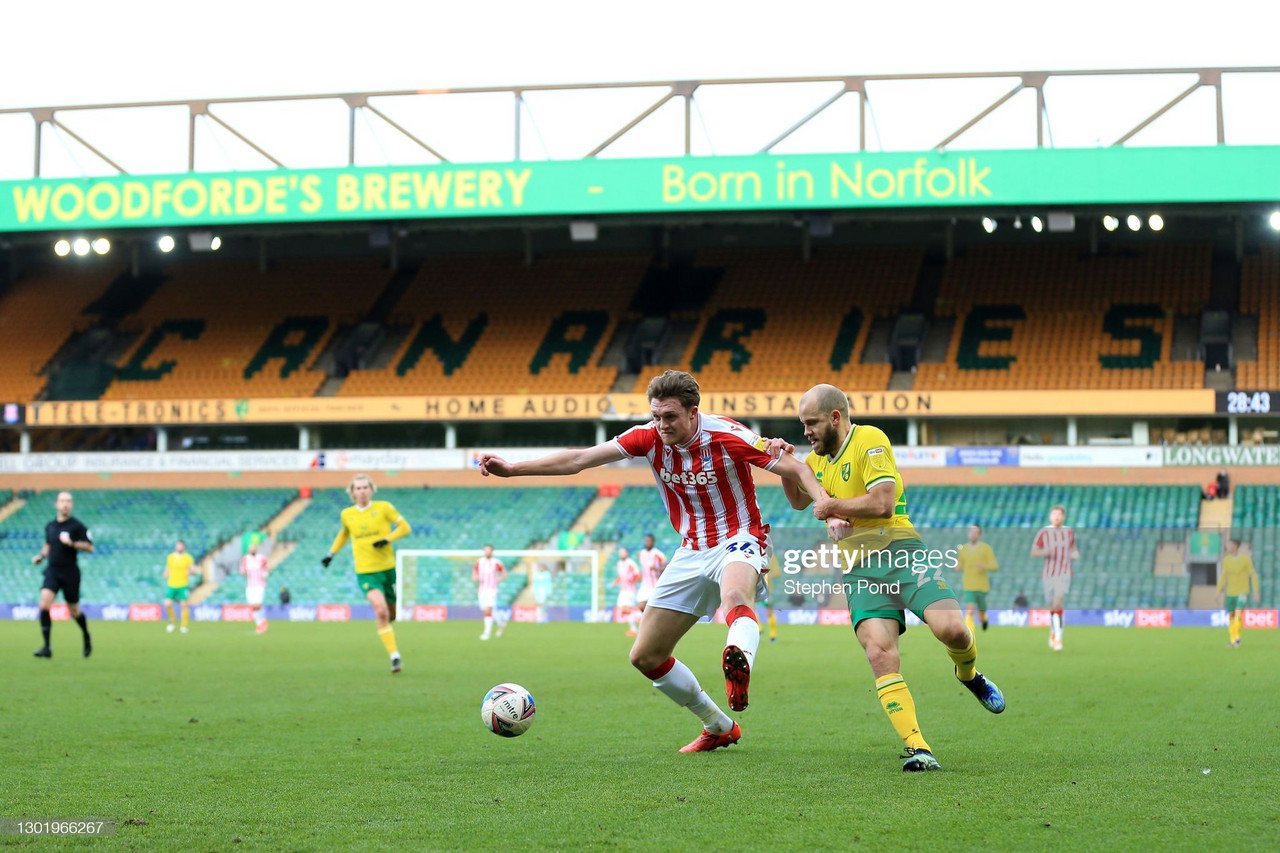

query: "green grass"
left=1, top=620, right=1277, bottom=851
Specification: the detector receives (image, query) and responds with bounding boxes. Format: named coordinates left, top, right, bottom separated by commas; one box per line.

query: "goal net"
left=395, top=549, right=602, bottom=620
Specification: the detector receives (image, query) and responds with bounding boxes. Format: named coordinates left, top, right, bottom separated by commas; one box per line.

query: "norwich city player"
left=1218, top=538, right=1260, bottom=647
left=164, top=539, right=196, bottom=633
left=321, top=474, right=412, bottom=673
left=956, top=525, right=998, bottom=632
left=774, top=384, right=1005, bottom=772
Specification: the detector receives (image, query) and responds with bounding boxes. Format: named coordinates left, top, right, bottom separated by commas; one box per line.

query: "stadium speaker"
left=1047, top=211, right=1076, bottom=233
left=570, top=220, right=598, bottom=242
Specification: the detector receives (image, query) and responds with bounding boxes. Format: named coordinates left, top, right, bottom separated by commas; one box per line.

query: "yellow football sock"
left=964, top=612, right=976, bottom=634
left=378, top=626, right=399, bottom=655
left=946, top=633, right=978, bottom=681
left=767, top=612, right=778, bottom=640
left=166, top=601, right=175, bottom=622
left=181, top=603, right=189, bottom=628
left=875, top=673, right=929, bottom=752
left=1231, top=612, right=1241, bottom=643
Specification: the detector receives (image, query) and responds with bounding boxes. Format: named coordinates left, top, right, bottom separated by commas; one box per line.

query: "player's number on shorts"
left=725, top=542, right=756, bottom=557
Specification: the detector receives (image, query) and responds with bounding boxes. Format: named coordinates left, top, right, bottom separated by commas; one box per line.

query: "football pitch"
left=2, top=620, right=1276, bottom=851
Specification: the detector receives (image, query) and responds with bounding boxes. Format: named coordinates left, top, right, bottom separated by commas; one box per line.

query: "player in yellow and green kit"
left=956, top=525, right=998, bottom=632
left=163, top=539, right=196, bottom=633
left=321, top=474, right=412, bottom=673
left=1218, top=538, right=1260, bottom=647
left=773, top=384, right=1005, bottom=773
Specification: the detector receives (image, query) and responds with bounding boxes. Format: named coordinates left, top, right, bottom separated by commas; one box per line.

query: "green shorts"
left=357, top=568, right=397, bottom=604
left=165, top=586, right=189, bottom=601
left=1226, top=594, right=1250, bottom=613
left=963, top=590, right=989, bottom=611
left=843, top=537, right=960, bottom=633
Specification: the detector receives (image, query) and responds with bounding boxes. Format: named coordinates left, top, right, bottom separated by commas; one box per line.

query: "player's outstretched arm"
left=477, top=442, right=625, bottom=478
left=770, top=451, right=828, bottom=510
left=322, top=527, right=349, bottom=567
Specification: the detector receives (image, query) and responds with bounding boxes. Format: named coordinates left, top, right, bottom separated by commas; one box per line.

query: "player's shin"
left=181, top=603, right=189, bottom=628
left=39, top=608, right=51, bottom=647
left=644, top=657, right=733, bottom=734
left=378, top=626, right=399, bottom=656
left=875, top=673, right=929, bottom=752
left=724, top=604, right=760, bottom=667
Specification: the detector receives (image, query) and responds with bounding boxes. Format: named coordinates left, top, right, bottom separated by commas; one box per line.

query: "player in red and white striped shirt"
left=474, top=544, right=507, bottom=640
left=477, top=370, right=827, bottom=753
left=1030, top=505, right=1079, bottom=651
left=240, top=541, right=270, bottom=634
left=636, top=534, right=666, bottom=609
left=614, top=547, right=642, bottom=636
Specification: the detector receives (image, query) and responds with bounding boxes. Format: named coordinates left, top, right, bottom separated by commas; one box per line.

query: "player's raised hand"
left=321, top=553, right=333, bottom=568
left=477, top=453, right=513, bottom=477
left=827, top=518, right=852, bottom=542
left=761, top=437, right=794, bottom=458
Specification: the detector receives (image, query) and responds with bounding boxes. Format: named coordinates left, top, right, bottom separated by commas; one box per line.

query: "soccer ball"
left=481, top=683, right=536, bottom=737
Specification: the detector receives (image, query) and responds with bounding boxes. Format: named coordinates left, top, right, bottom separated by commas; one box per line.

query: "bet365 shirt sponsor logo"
left=659, top=469, right=719, bottom=486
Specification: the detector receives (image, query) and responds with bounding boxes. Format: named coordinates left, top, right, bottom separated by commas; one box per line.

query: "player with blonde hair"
left=322, top=474, right=412, bottom=672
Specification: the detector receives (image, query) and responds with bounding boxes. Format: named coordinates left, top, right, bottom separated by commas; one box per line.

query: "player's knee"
left=864, top=642, right=897, bottom=671
left=629, top=646, right=662, bottom=673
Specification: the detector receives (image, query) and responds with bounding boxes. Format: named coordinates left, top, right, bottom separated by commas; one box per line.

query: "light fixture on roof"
left=92, top=237, right=111, bottom=255
left=1148, top=213, right=1164, bottom=232
left=1126, top=214, right=1142, bottom=232
left=158, top=235, right=175, bottom=253
left=569, top=220, right=598, bottom=242
left=54, top=239, right=71, bottom=257
left=981, top=217, right=997, bottom=234
left=1030, top=216, right=1044, bottom=233
left=1269, top=211, right=1280, bottom=231
left=210, top=236, right=222, bottom=251
left=72, top=238, right=90, bottom=256
left=1013, top=214, right=1023, bottom=230
left=1102, top=215, right=1119, bottom=232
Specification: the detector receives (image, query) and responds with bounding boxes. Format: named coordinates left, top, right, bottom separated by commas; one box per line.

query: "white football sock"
left=726, top=615, right=761, bottom=667
left=253, top=611, right=265, bottom=627
left=652, top=658, right=732, bottom=734
left=483, top=616, right=492, bottom=635
left=628, top=609, right=641, bottom=631
left=1051, top=612, right=1062, bottom=640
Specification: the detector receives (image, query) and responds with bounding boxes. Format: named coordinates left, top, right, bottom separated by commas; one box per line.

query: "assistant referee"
left=32, top=491, right=95, bottom=659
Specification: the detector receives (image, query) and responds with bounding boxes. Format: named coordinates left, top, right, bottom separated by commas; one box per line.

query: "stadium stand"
left=100, top=257, right=390, bottom=400
left=0, top=267, right=121, bottom=402
left=914, top=245, right=1210, bottom=389
left=1237, top=247, right=1279, bottom=390
left=337, top=254, right=650, bottom=396
left=0, top=489, right=293, bottom=605
left=637, top=247, right=921, bottom=391
left=227, top=486, right=597, bottom=606
left=593, top=483, right=1201, bottom=610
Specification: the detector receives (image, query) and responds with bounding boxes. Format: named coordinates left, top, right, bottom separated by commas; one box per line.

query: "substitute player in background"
left=1031, top=505, right=1078, bottom=651
left=1219, top=538, right=1260, bottom=647
left=164, top=539, right=196, bottom=633
left=636, top=533, right=666, bottom=618
left=614, top=546, right=642, bottom=636
left=475, top=544, right=507, bottom=640
left=956, top=525, right=998, bottom=632
left=241, top=541, right=270, bottom=634
left=773, top=384, right=1005, bottom=773
left=31, top=491, right=94, bottom=659
left=478, top=370, right=829, bottom=753
left=321, top=474, right=411, bottom=672
left=532, top=563, right=553, bottom=624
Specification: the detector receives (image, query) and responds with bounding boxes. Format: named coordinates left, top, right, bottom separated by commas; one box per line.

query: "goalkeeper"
left=322, top=474, right=412, bottom=673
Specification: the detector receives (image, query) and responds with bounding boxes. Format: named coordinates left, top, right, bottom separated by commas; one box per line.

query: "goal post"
left=395, top=549, right=601, bottom=619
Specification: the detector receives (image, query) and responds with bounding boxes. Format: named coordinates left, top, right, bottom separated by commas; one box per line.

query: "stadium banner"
left=894, top=447, right=949, bottom=467
left=1162, top=445, right=1280, bottom=466
left=5, top=146, right=1280, bottom=231
left=1018, top=446, right=1163, bottom=467
left=946, top=446, right=1019, bottom=467
left=21, top=389, right=1216, bottom=426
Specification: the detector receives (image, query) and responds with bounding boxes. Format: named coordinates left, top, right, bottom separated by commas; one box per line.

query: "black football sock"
left=39, top=609, right=51, bottom=647
left=74, top=613, right=89, bottom=637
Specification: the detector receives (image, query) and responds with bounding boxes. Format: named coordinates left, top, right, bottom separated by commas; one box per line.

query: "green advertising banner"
left=3, top=146, right=1279, bottom=232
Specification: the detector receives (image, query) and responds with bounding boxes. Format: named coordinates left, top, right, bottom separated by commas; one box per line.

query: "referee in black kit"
left=32, top=491, right=95, bottom=658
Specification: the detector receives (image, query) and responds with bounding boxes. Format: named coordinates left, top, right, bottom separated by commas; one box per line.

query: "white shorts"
left=637, top=583, right=655, bottom=604
left=616, top=589, right=637, bottom=609
left=1042, top=574, right=1071, bottom=603
left=246, top=585, right=265, bottom=607
left=647, top=532, right=770, bottom=621
left=478, top=589, right=497, bottom=610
